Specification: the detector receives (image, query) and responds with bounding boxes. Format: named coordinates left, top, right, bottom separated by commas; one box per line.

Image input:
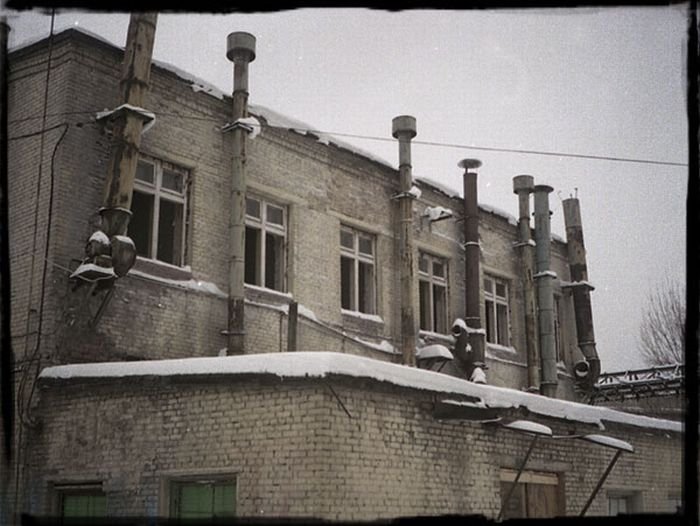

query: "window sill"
left=486, top=342, right=517, bottom=354
left=245, top=283, right=292, bottom=305
left=133, top=257, right=192, bottom=281
left=341, top=309, right=384, bottom=324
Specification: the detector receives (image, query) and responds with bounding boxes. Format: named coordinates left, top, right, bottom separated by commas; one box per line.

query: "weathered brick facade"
left=27, top=361, right=682, bottom=520
left=5, top=28, right=684, bottom=521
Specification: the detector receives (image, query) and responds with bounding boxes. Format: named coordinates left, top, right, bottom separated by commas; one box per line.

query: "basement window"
left=130, top=157, right=189, bottom=266
left=170, top=479, right=236, bottom=519
left=500, top=469, right=563, bottom=519
left=607, top=491, right=642, bottom=515
left=418, top=252, right=448, bottom=333
left=340, top=226, right=376, bottom=314
left=485, top=276, right=510, bottom=346
left=56, top=486, right=106, bottom=518
left=245, top=196, right=287, bottom=292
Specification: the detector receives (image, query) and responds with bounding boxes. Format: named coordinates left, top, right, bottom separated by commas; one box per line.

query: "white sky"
left=6, top=7, right=689, bottom=372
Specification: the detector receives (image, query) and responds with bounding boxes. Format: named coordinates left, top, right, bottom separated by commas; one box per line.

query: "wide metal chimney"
left=513, top=175, right=540, bottom=392
left=533, top=185, right=557, bottom=397
left=392, top=115, right=418, bottom=367
left=225, top=32, right=256, bottom=355
left=72, top=13, right=158, bottom=283
left=562, top=196, right=600, bottom=390
left=453, top=158, right=486, bottom=381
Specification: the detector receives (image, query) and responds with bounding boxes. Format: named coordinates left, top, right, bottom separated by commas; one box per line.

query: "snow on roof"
left=248, top=104, right=394, bottom=169
left=416, top=177, right=461, bottom=200
left=479, top=203, right=518, bottom=226
left=39, top=351, right=682, bottom=434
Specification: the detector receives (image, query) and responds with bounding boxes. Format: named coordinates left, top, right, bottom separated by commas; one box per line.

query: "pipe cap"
left=458, top=158, right=482, bottom=170
left=391, top=115, right=417, bottom=138
left=533, top=184, right=553, bottom=194
left=227, top=32, right=256, bottom=63
left=513, top=174, right=535, bottom=194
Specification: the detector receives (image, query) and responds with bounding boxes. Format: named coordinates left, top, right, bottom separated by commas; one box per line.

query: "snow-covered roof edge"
left=39, top=352, right=682, bottom=434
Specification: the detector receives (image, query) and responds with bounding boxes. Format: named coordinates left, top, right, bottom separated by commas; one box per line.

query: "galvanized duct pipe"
left=513, top=175, right=540, bottom=392
left=225, top=32, right=256, bottom=355
left=533, top=184, right=557, bottom=397
left=392, top=115, right=417, bottom=367
left=454, top=158, right=486, bottom=380
left=562, top=196, right=600, bottom=390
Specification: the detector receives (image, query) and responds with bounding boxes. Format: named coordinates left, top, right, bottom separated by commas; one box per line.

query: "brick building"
left=4, top=25, right=684, bottom=521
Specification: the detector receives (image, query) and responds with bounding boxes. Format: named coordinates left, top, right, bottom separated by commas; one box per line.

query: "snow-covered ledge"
left=39, top=352, right=682, bottom=434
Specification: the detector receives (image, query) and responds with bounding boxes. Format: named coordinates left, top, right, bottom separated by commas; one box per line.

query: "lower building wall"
left=26, top=375, right=682, bottom=520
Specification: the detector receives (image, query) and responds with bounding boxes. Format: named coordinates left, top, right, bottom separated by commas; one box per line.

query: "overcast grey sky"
left=6, top=7, right=689, bottom=372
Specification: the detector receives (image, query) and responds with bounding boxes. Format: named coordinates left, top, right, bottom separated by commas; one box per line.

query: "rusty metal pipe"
left=459, top=159, right=485, bottom=378
left=226, top=32, right=256, bottom=355
left=392, top=115, right=417, bottom=367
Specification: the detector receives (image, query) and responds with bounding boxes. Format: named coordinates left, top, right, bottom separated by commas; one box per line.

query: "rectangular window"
left=130, top=157, right=189, bottom=266
left=245, top=196, right=287, bottom=292
left=57, top=488, right=106, bottom=518
left=607, top=492, right=641, bottom=515
left=170, top=479, right=236, bottom=519
left=500, top=469, right=562, bottom=519
left=340, top=226, right=376, bottom=314
left=485, top=276, right=510, bottom=346
left=418, top=252, right=448, bottom=333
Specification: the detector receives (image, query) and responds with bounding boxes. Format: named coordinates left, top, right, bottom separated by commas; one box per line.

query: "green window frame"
left=59, top=489, right=106, bottom=518
left=170, top=479, right=236, bottom=519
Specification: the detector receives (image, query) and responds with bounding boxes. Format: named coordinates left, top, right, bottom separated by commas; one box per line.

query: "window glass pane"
left=485, top=299, right=495, bottom=344
left=340, top=230, right=354, bottom=250
left=130, top=190, right=154, bottom=258
left=419, top=280, right=431, bottom=331
left=212, top=482, right=236, bottom=517
left=265, top=233, right=285, bottom=291
left=245, top=227, right=261, bottom=285
left=496, top=281, right=507, bottom=298
left=135, top=160, right=155, bottom=184
left=418, top=254, right=429, bottom=274
left=341, top=257, right=354, bottom=309
left=178, top=483, right=214, bottom=519
left=62, top=494, right=106, bottom=518
left=162, top=168, right=185, bottom=193
left=484, top=278, right=494, bottom=294
left=433, top=260, right=445, bottom=279
left=157, top=199, right=184, bottom=265
left=497, top=303, right=509, bottom=345
left=358, top=235, right=373, bottom=256
left=433, top=285, right=447, bottom=333
left=358, top=261, right=375, bottom=314
left=266, top=204, right=284, bottom=226
left=246, top=198, right=261, bottom=219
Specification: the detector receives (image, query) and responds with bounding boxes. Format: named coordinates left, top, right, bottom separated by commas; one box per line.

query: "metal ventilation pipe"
left=533, top=184, right=557, bottom=397
left=225, top=32, right=256, bottom=355
left=392, top=115, right=418, bottom=367
left=73, top=14, right=158, bottom=283
left=458, top=158, right=486, bottom=380
left=513, top=175, right=540, bottom=392
left=563, top=196, right=600, bottom=390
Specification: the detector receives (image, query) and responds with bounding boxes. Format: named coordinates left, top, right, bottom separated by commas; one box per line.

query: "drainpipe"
left=392, top=115, right=417, bottom=367
left=533, top=185, right=557, bottom=397
left=456, top=159, right=486, bottom=380
left=71, top=13, right=158, bottom=283
left=562, top=196, right=600, bottom=390
left=225, top=32, right=256, bottom=355
left=513, top=175, right=540, bottom=392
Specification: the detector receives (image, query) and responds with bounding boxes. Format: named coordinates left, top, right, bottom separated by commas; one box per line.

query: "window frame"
left=484, top=275, right=511, bottom=346
left=418, top=251, right=449, bottom=334
left=340, top=225, right=377, bottom=315
left=607, top=491, right=642, bottom=515
left=131, top=156, right=189, bottom=267
left=53, top=484, right=106, bottom=518
left=169, top=477, right=237, bottom=520
left=245, top=195, right=288, bottom=292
